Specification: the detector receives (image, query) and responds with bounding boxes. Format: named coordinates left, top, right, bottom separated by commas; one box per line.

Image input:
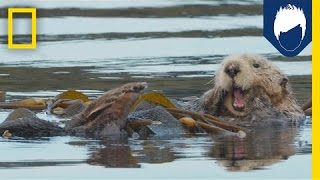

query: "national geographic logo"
left=7, top=8, right=37, bottom=49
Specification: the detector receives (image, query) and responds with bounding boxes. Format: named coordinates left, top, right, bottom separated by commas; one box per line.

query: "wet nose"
left=225, top=64, right=240, bottom=78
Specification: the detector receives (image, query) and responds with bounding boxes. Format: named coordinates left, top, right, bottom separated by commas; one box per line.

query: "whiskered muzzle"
left=225, top=64, right=240, bottom=78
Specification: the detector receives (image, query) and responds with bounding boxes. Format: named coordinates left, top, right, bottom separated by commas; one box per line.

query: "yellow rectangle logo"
left=7, top=8, right=37, bottom=49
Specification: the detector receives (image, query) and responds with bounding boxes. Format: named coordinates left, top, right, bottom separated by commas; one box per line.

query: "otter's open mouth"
left=232, top=87, right=246, bottom=111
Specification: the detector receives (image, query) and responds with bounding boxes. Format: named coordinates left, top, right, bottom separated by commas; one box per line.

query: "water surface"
left=0, top=0, right=312, bottom=179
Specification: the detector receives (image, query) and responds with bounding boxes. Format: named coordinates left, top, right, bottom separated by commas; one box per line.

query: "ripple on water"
left=0, top=0, right=311, bottom=178
left=0, top=0, right=262, bottom=9
left=0, top=16, right=263, bottom=36
left=0, top=37, right=312, bottom=70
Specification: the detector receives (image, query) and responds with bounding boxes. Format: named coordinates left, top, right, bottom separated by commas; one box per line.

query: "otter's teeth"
left=233, top=88, right=245, bottom=109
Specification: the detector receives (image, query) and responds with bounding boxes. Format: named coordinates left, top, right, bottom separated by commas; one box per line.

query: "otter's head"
left=202, top=54, right=300, bottom=119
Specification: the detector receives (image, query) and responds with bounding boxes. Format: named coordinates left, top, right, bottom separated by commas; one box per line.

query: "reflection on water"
left=81, top=126, right=310, bottom=171
left=210, top=127, right=297, bottom=171
left=0, top=0, right=311, bottom=178
left=87, top=138, right=140, bottom=168
left=0, top=124, right=311, bottom=177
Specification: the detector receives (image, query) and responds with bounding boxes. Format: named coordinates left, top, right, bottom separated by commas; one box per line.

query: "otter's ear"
left=280, top=77, right=288, bottom=88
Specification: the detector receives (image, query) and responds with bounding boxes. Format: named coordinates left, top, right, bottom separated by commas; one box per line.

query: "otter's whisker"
left=204, top=78, right=215, bottom=86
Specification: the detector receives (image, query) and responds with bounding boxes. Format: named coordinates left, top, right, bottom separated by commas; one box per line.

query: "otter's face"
left=214, top=54, right=288, bottom=116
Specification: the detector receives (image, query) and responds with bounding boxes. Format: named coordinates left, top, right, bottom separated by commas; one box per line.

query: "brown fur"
left=201, top=54, right=304, bottom=124
left=65, top=82, right=147, bottom=138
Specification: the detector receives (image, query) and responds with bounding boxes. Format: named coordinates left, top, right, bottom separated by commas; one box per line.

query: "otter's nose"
left=225, top=64, right=240, bottom=78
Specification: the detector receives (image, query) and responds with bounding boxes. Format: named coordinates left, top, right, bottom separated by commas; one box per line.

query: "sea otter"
left=0, top=82, right=149, bottom=138
left=0, top=54, right=305, bottom=138
left=200, top=54, right=304, bottom=126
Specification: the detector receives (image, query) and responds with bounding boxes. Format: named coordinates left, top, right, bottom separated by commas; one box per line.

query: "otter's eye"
left=253, top=63, right=260, bottom=68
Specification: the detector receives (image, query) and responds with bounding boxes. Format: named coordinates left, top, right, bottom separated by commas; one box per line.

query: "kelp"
left=0, top=90, right=89, bottom=111
left=167, top=108, right=247, bottom=135
left=0, top=98, right=46, bottom=110
left=302, top=98, right=312, bottom=116
left=2, top=130, right=12, bottom=138
left=130, top=91, right=247, bottom=136
left=130, top=92, right=176, bottom=112
left=0, top=91, right=5, bottom=102
left=0, top=89, right=246, bottom=137
left=127, top=119, right=153, bottom=131
left=54, top=90, right=90, bottom=103
left=48, top=90, right=90, bottom=115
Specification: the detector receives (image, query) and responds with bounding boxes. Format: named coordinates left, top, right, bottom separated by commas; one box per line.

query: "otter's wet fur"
left=0, top=54, right=306, bottom=138
left=65, top=82, right=148, bottom=138
left=201, top=54, right=304, bottom=126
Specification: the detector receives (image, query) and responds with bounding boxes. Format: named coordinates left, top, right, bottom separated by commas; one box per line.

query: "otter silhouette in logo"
left=273, top=4, right=306, bottom=52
